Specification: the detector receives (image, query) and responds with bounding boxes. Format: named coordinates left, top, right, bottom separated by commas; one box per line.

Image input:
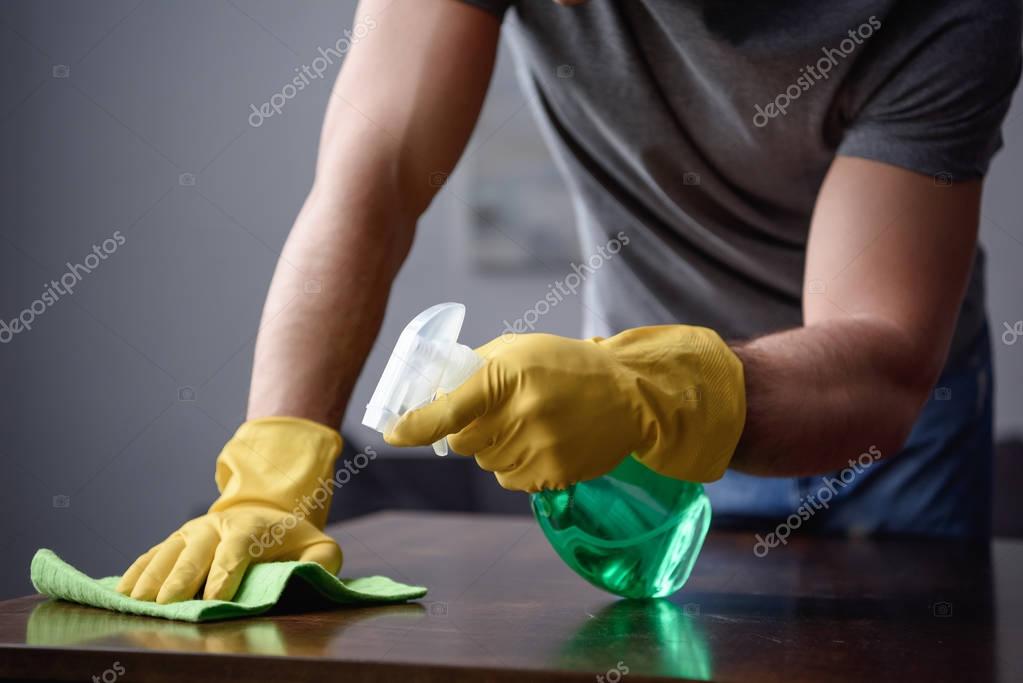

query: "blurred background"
left=1, top=0, right=1021, bottom=599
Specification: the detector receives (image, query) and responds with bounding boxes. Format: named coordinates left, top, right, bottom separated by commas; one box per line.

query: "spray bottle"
left=362, top=303, right=711, bottom=599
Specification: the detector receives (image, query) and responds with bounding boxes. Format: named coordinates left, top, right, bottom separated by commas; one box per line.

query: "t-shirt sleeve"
left=455, top=0, right=515, bottom=19
left=837, top=3, right=1022, bottom=180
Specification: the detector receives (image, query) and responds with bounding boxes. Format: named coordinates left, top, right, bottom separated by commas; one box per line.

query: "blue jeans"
left=707, top=326, right=994, bottom=538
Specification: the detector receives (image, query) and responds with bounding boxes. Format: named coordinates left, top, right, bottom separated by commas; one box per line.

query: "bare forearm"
left=729, top=158, right=981, bottom=477
left=244, top=0, right=499, bottom=428
left=729, top=317, right=934, bottom=476
left=246, top=90, right=416, bottom=428
left=246, top=181, right=413, bottom=426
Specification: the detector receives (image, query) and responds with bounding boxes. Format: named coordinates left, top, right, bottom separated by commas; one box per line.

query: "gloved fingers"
left=490, top=445, right=544, bottom=491
left=203, top=534, right=252, bottom=601
left=155, top=524, right=218, bottom=604
left=495, top=467, right=555, bottom=493
left=297, top=538, right=344, bottom=575
left=447, top=413, right=504, bottom=456
left=129, top=535, right=186, bottom=601
left=385, top=363, right=493, bottom=447
left=494, top=468, right=531, bottom=492
left=470, top=418, right=526, bottom=473
left=116, top=545, right=160, bottom=595
left=491, top=445, right=572, bottom=493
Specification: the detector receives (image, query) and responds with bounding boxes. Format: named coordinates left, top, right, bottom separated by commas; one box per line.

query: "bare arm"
left=730, top=156, right=982, bottom=475
left=247, top=0, right=500, bottom=426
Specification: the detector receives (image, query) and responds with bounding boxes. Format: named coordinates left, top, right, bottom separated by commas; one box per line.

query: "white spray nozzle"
left=362, top=303, right=483, bottom=456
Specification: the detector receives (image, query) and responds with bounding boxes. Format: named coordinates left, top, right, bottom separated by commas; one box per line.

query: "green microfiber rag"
left=30, top=549, right=427, bottom=623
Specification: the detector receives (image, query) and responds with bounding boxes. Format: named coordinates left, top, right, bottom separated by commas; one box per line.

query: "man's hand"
left=116, top=418, right=343, bottom=603
left=115, top=505, right=341, bottom=603
left=385, top=327, right=745, bottom=491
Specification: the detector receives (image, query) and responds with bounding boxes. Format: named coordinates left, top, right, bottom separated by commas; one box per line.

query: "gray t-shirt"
left=460, top=0, right=1021, bottom=362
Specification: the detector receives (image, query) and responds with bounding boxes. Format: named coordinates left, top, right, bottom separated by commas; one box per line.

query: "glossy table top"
left=1, top=511, right=1021, bottom=682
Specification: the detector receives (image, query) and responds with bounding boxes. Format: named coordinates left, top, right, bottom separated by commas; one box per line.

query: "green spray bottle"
left=362, top=303, right=710, bottom=599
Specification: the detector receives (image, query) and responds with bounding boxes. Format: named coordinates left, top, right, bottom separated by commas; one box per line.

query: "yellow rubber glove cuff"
left=209, top=416, right=343, bottom=529
left=385, top=325, right=745, bottom=490
left=603, top=326, right=746, bottom=482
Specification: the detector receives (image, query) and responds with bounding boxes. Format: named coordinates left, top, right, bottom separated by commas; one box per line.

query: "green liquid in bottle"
left=531, top=454, right=711, bottom=599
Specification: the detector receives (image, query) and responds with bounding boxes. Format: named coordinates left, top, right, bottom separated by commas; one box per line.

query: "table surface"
left=1, top=511, right=1021, bottom=682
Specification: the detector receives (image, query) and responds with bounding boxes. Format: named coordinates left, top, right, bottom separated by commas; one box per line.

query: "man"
left=116, top=0, right=1020, bottom=603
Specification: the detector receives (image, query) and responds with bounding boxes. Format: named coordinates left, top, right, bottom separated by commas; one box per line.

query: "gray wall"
left=1, top=1, right=1020, bottom=600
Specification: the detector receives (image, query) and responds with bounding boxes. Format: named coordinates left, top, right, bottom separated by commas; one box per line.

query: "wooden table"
left=1, top=511, right=1020, bottom=682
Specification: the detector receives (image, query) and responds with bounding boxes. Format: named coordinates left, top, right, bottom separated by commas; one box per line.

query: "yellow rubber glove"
left=116, top=417, right=343, bottom=603
left=385, top=326, right=745, bottom=492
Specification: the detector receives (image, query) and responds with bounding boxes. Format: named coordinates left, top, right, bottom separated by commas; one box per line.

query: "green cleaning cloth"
left=30, top=548, right=427, bottom=623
